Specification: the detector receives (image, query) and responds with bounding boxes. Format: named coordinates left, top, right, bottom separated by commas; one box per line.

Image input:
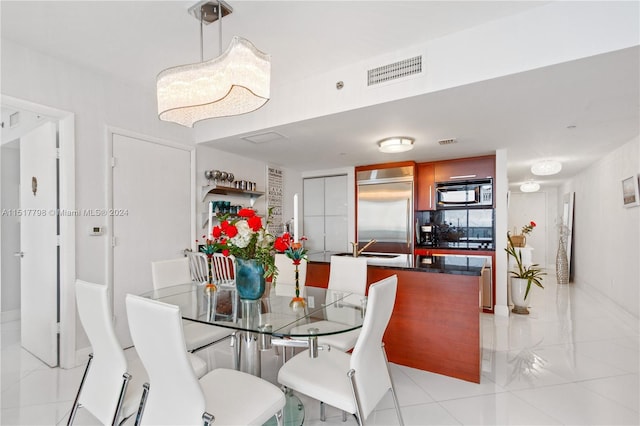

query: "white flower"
left=231, top=220, right=252, bottom=248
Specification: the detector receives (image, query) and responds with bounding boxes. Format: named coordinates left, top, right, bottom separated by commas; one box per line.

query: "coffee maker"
left=419, top=224, right=436, bottom=246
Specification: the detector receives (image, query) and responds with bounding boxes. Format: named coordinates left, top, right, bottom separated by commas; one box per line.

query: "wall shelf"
left=200, top=184, right=264, bottom=205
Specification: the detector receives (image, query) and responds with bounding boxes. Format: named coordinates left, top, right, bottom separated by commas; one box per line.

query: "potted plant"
left=506, top=233, right=545, bottom=314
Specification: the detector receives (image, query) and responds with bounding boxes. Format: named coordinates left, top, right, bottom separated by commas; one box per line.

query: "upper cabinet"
left=416, top=155, right=495, bottom=211
left=416, top=163, right=435, bottom=210
left=434, top=155, right=495, bottom=182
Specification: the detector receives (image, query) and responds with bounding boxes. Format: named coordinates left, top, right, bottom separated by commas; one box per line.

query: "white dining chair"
left=315, top=255, right=368, bottom=352
left=278, top=275, right=403, bottom=426
left=69, top=280, right=207, bottom=425
left=184, top=250, right=209, bottom=284
left=151, top=258, right=233, bottom=352
left=210, top=253, right=239, bottom=322
left=126, top=293, right=285, bottom=426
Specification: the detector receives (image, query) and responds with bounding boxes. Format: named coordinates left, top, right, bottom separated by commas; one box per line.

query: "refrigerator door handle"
left=406, top=199, right=411, bottom=248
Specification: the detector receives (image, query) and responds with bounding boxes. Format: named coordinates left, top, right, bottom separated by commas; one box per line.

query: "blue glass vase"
left=235, top=258, right=266, bottom=300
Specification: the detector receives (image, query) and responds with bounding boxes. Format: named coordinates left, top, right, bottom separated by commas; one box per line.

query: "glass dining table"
left=140, top=283, right=366, bottom=425
left=139, top=282, right=366, bottom=375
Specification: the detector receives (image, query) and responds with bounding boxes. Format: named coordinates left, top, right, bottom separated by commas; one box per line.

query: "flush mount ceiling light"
left=520, top=181, right=541, bottom=193
left=156, top=1, right=271, bottom=127
left=531, top=160, right=562, bottom=176
left=377, top=137, right=415, bottom=153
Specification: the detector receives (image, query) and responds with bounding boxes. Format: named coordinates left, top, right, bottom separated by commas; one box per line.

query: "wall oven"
left=435, top=179, right=492, bottom=209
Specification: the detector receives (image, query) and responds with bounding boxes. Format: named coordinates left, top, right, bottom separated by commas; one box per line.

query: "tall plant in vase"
left=274, top=232, right=308, bottom=308
left=506, top=233, right=545, bottom=314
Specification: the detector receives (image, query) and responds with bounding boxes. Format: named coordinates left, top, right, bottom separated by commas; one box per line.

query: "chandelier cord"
left=217, top=2, right=222, bottom=56
left=199, top=6, right=204, bottom=62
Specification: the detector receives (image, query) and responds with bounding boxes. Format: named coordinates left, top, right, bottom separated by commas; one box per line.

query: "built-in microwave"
left=435, top=179, right=493, bottom=208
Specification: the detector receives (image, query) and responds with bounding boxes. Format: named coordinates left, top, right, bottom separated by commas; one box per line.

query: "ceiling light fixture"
left=377, top=137, right=415, bottom=153
left=520, top=181, right=540, bottom=193
left=156, top=1, right=271, bottom=127
left=531, top=160, right=562, bottom=176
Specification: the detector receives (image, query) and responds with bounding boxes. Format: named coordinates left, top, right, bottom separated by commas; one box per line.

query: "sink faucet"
left=350, top=239, right=377, bottom=257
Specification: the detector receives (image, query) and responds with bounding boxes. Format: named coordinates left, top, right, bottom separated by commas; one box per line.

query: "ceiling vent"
left=367, top=55, right=422, bottom=86
left=241, top=131, right=287, bottom=144
left=438, top=138, right=457, bottom=145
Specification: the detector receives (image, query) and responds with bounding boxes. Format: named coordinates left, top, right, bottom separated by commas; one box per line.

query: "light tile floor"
left=2, top=279, right=638, bottom=425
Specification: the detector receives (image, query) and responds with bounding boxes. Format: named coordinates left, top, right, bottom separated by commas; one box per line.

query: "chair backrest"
left=211, top=253, right=236, bottom=283
left=184, top=251, right=209, bottom=283
left=126, top=294, right=206, bottom=425
left=75, top=280, right=128, bottom=424
left=151, top=257, right=192, bottom=290
left=350, top=274, right=398, bottom=419
left=274, top=253, right=307, bottom=297
left=328, top=255, right=367, bottom=294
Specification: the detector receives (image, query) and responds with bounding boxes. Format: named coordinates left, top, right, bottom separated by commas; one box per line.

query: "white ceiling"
left=2, top=1, right=639, bottom=189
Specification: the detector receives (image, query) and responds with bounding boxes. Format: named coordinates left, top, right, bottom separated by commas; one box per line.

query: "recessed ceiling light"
left=531, top=160, right=562, bottom=176
left=520, top=181, right=540, bottom=192
left=377, top=137, right=414, bottom=153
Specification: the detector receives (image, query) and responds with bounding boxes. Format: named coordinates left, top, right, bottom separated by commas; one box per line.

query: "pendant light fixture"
left=377, top=137, right=415, bottom=153
left=157, top=1, right=271, bottom=127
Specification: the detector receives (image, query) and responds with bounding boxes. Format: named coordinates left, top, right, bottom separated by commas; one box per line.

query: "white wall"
left=1, top=39, right=193, bottom=353
left=196, top=145, right=302, bottom=239
left=561, top=136, right=639, bottom=318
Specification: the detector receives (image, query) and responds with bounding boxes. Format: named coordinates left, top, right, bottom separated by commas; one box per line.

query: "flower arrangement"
left=505, top=233, right=545, bottom=299
left=274, top=232, right=308, bottom=306
left=520, top=221, right=537, bottom=236
left=210, top=208, right=276, bottom=279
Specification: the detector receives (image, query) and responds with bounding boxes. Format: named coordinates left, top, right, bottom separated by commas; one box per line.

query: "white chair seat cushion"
left=292, top=320, right=360, bottom=352
left=181, top=320, right=232, bottom=352
left=277, top=349, right=356, bottom=415
left=199, top=368, right=285, bottom=425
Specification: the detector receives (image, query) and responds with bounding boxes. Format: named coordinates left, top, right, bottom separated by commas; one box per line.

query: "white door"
left=19, top=121, right=58, bottom=367
left=112, top=133, right=192, bottom=346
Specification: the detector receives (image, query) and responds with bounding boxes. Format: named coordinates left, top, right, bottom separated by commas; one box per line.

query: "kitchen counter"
left=307, top=251, right=485, bottom=276
left=306, top=251, right=484, bottom=383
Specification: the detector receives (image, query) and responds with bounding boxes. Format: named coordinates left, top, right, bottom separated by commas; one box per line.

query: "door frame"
left=1, top=95, right=76, bottom=369
left=106, top=126, right=196, bottom=316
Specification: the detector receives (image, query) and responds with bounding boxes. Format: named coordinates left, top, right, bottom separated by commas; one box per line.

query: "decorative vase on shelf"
left=556, top=236, right=569, bottom=285
left=235, top=258, right=266, bottom=300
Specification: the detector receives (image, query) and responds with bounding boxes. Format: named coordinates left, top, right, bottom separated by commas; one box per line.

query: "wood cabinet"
left=434, top=155, right=495, bottom=182
left=306, top=261, right=482, bottom=383
left=415, top=163, right=435, bottom=210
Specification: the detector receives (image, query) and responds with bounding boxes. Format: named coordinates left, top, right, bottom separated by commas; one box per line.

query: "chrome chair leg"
left=383, top=343, right=405, bottom=426
left=320, top=401, right=326, bottom=422
left=202, top=411, right=215, bottom=426
left=134, top=382, right=150, bottom=426
left=347, top=369, right=364, bottom=426
left=68, top=353, right=93, bottom=425
left=111, top=372, right=131, bottom=426
left=275, top=409, right=284, bottom=426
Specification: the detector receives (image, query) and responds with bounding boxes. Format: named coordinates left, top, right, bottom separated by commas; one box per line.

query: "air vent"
left=438, top=138, right=458, bottom=146
left=241, top=131, right=286, bottom=144
left=367, top=56, right=422, bottom=86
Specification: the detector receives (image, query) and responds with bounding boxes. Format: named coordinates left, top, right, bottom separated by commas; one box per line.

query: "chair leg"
left=320, top=401, right=326, bottom=422
left=232, top=289, right=239, bottom=323
left=382, top=343, right=405, bottom=426
left=275, top=409, right=284, bottom=426
left=111, top=372, right=132, bottom=426
left=134, top=383, right=150, bottom=426
left=231, top=332, right=241, bottom=371
left=67, top=353, right=93, bottom=426
left=347, top=369, right=364, bottom=426
left=202, top=411, right=215, bottom=426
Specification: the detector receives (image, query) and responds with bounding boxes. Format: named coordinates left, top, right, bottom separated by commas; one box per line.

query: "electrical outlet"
left=307, top=296, right=315, bottom=308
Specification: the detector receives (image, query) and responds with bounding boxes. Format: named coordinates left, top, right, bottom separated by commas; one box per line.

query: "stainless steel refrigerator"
left=356, top=166, right=414, bottom=254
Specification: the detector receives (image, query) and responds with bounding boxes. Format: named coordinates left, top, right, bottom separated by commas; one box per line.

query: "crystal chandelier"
left=157, top=1, right=271, bottom=127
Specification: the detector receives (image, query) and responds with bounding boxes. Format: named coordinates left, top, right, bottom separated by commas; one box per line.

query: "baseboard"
left=494, top=304, right=510, bottom=317
left=74, top=346, right=92, bottom=368
left=1, top=310, right=20, bottom=323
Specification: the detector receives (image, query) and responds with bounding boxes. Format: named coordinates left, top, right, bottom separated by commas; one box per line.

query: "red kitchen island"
left=306, top=253, right=484, bottom=383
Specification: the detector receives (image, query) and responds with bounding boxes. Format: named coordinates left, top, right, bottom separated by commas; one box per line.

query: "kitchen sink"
left=334, top=252, right=401, bottom=258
